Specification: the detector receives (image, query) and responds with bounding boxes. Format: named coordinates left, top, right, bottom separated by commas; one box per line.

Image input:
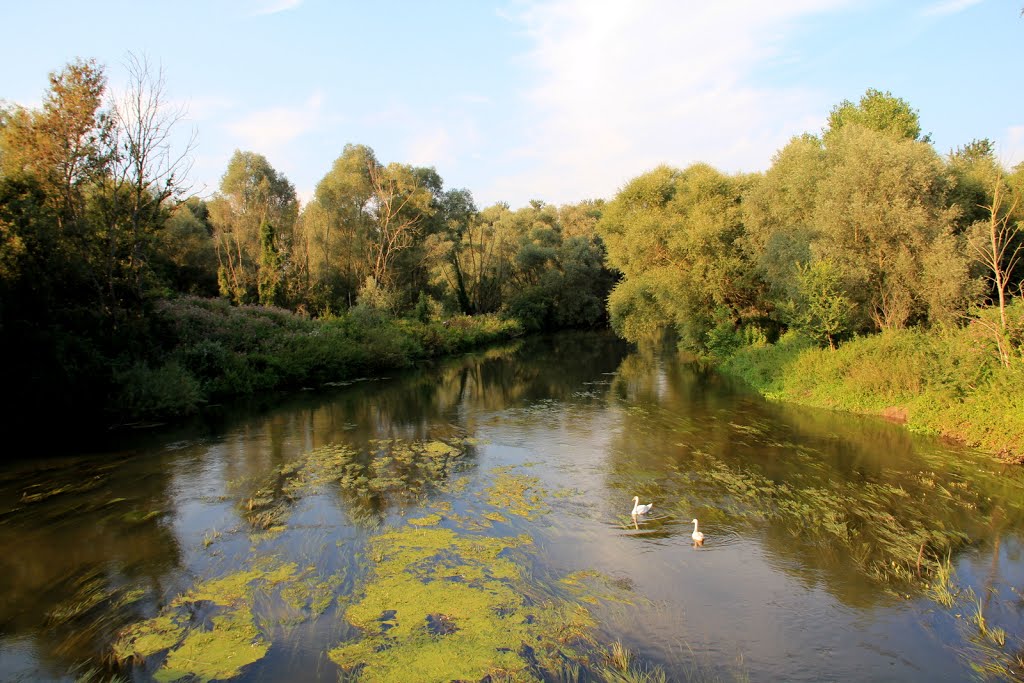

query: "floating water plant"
left=329, top=525, right=599, bottom=682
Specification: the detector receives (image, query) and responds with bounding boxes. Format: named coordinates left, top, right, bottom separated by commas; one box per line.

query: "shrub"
left=112, top=361, right=202, bottom=420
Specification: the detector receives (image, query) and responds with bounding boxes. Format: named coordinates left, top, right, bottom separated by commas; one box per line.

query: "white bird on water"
left=631, top=496, right=653, bottom=516
left=691, top=518, right=705, bottom=544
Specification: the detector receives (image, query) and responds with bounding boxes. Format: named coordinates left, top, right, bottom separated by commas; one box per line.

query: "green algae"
left=329, top=525, right=601, bottom=682
left=483, top=471, right=547, bottom=520
left=114, top=560, right=302, bottom=679
left=280, top=573, right=343, bottom=617
left=407, top=513, right=443, bottom=527
left=113, top=615, right=185, bottom=661
left=155, top=609, right=268, bottom=683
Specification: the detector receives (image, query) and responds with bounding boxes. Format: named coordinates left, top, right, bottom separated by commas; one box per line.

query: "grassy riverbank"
left=111, top=296, right=523, bottom=425
left=719, top=303, right=1024, bottom=461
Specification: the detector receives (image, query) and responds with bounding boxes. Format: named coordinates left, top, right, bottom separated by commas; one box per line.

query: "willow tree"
left=599, top=164, right=758, bottom=347
left=742, top=134, right=826, bottom=312
left=209, top=150, right=297, bottom=305
left=296, top=144, right=376, bottom=311
left=813, top=125, right=965, bottom=331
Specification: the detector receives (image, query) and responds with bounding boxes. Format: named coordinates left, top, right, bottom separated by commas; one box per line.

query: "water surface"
left=1, top=332, right=1022, bottom=682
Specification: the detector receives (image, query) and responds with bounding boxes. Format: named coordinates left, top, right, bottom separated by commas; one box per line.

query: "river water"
left=1, top=332, right=1023, bottom=682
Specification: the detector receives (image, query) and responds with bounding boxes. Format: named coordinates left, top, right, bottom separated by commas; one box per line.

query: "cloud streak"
left=253, top=0, right=303, bottom=16
left=490, top=0, right=856, bottom=206
left=225, top=90, right=326, bottom=151
left=920, top=0, right=983, bottom=17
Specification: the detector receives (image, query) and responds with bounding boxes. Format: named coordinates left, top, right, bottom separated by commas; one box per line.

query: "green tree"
left=742, top=134, right=825, bottom=309
left=824, top=88, right=925, bottom=143
left=297, top=144, right=376, bottom=312
left=209, top=150, right=297, bottom=304
left=153, top=197, right=217, bottom=295
left=787, top=259, right=854, bottom=350
left=813, top=124, right=963, bottom=330
left=257, top=219, right=283, bottom=306
left=599, top=164, right=760, bottom=348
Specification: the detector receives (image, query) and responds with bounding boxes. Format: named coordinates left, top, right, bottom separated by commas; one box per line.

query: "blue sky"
left=2, top=0, right=1022, bottom=209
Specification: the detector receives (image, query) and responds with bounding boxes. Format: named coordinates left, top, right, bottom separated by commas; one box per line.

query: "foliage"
left=599, top=163, right=761, bottom=348
left=824, top=88, right=924, bottom=142
left=785, top=258, right=855, bottom=349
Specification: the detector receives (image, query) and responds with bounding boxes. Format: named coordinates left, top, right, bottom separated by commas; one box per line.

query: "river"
left=1, top=332, right=1022, bottom=682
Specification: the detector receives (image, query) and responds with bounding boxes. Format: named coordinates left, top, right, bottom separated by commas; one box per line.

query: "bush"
left=112, top=361, right=202, bottom=420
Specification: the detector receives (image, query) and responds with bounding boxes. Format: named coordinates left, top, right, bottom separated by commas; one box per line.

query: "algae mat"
left=110, top=438, right=623, bottom=682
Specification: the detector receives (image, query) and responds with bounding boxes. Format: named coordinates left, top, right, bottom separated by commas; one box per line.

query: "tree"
left=209, top=150, right=297, bottom=304
left=787, top=259, right=854, bottom=350
left=824, top=88, right=925, bottom=143
left=812, top=124, right=962, bottom=331
left=742, top=134, right=825, bottom=307
left=257, top=219, right=283, bottom=306
left=968, top=172, right=1023, bottom=366
left=298, top=144, right=376, bottom=311
left=104, top=53, right=196, bottom=299
left=947, top=138, right=1000, bottom=232
left=365, top=160, right=434, bottom=288
left=599, top=163, right=759, bottom=348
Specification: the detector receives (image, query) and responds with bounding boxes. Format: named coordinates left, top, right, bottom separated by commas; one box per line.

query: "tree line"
left=599, top=89, right=1023, bottom=363
left=0, top=57, right=614, bottom=433
left=1, top=59, right=1022, bottom=435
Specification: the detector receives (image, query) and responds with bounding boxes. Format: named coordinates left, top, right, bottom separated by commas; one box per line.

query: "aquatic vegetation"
left=925, top=554, right=959, bottom=608
left=113, top=561, right=299, bottom=679
left=280, top=573, right=343, bottom=617
left=669, top=451, right=973, bottom=587
left=483, top=470, right=547, bottom=520
left=407, top=513, right=443, bottom=527
left=113, top=615, right=186, bottom=661
left=597, top=641, right=668, bottom=683
left=155, top=609, right=268, bottom=682
left=329, top=525, right=600, bottom=682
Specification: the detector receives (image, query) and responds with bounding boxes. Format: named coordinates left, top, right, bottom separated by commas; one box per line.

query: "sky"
left=1, top=0, right=1022, bottom=209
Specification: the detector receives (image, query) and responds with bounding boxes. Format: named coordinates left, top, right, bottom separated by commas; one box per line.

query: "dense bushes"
left=108, top=297, right=523, bottom=424
left=719, top=301, right=1024, bottom=459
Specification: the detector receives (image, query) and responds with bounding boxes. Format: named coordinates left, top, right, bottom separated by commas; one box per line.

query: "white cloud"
left=178, top=95, right=234, bottom=122
left=252, top=0, right=303, bottom=16
left=1002, top=125, right=1024, bottom=168
left=225, top=90, right=326, bottom=151
left=406, top=128, right=454, bottom=168
left=920, top=0, right=983, bottom=17
left=488, top=0, right=857, bottom=206
left=456, top=94, right=492, bottom=105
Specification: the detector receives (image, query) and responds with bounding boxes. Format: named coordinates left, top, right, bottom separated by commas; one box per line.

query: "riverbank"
left=111, top=296, right=524, bottom=426
left=718, top=305, right=1024, bottom=461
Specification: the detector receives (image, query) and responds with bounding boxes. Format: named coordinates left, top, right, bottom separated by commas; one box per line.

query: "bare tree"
left=968, top=173, right=1022, bottom=366
left=107, top=52, right=197, bottom=296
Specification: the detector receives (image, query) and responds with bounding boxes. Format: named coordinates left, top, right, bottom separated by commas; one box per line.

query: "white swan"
left=631, top=496, right=653, bottom=516
left=691, top=518, right=705, bottom=544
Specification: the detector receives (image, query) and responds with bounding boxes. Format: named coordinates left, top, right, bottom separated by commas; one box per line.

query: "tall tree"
left=968, top=172, right=1023, bottom=366
left=209, top=151, right=297, bottom=304
left=813, top=124, right=963, bottom=330
left=103, top=53, right=196, bottom=300
left=599, top=164, right=759, bottom=347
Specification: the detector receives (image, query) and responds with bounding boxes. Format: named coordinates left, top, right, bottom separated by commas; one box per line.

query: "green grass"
left=719, top=302, right=1024, bottom=460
